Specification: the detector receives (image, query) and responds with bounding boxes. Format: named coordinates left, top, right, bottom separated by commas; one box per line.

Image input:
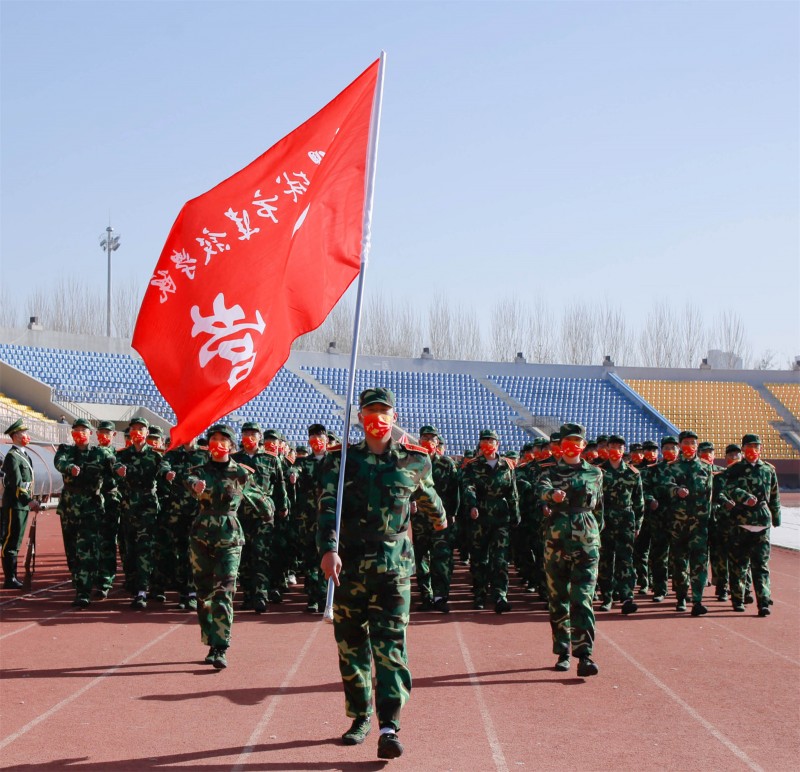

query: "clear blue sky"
left=1, top=0, right=798, bottom=363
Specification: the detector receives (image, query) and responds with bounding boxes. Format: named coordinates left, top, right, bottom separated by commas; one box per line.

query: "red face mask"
left=743, top=446, right=761, bottom=463
left=681, top=444, right=697, bottom=460
left=644, top=450, right=658, bottom=463
left=97, top=433, right=113, bottom=447
left=309, top=436, right=327, bottom=454
left=209, top=440, right=229, bottom=460
left=71, top=430, right=90, bottom=446
left=631, top=452, right=644, bottom=464
left=420, top=439, right=437, bottom=455
left=597, top=447, right=609, bottom=460
left=582, top=450, right=598, bottom=462
left=129, top=429, right=146, bottom=445
left=607, top=447, right=624, bottom=462
left=662, top=448, right=678, bottom=462
left=362, top=413, right=392, bottom=440
left=699, top=451, right=714, bottom=463
left=263, top=440, right=279, bottom=454
left=241, top=436, right=260, bottom=452
left=146, top=437, right=161, bottom=449
left=16, top=433, right=30, bottom=447
left=479, top=440, right=498, bottom=458
left=561, top=439, right=583, bottom=459
left=551, top=445, right=563, bottom=460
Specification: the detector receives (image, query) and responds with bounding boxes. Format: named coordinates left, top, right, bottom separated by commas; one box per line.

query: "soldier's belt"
left=565, top=507, right=593, bottom=514
left=343, top=526, right=409, bottom=546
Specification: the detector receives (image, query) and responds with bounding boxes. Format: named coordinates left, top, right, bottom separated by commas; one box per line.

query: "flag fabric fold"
left=132, top=59, right=380, bottom=447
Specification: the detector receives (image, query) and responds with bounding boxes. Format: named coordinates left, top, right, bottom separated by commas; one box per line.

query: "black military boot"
left=2, top=556, right=24, bottom=589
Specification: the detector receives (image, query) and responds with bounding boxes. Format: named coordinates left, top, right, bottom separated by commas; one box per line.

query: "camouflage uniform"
left=642, top=444, right=678, bottom=600
left=318, top=437, right=446, bottom=732
left=461, top=445, right=520, bottom=607
left=232, top=446, right=286, bottom=607
left=1, top=424, right=35, bottom=588
left=185, top=453, right=255, bottom=650
left=293, top=447, right=328, bottom=611
left=412, top=441, right=460, bottom=608
left=659, top=442, right=713, bottom=607
left=54, top=440, right=115, bottom=601
left=537, top=444, right=604, bottom=660
left=598, top=455, right=644, bottom=606
left=95, top=444, right=121, bottom=594
left=716, top=447, right=781, bottom=612
left=114, top=442, right=170, bottom=595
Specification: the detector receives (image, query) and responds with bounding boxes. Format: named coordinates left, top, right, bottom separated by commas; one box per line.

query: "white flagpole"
left=323, top=52, right=386, bottom=622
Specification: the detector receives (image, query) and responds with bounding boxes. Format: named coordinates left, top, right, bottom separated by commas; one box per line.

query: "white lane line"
left=232, top=621, right=322, bottom=772
left=598, top=630, right=764, bottom=772
left=0, top=581, right=72, bottom=608
left=454, top=622, right=509, bottom=772
left=0, top=607, right=72, bottom=641
left=704, top=619, right=800, bottom=666
left=0, top=620, right=187, bottom=750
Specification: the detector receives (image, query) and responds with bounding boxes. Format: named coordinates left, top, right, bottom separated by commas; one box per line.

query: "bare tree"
left=0, top=286, right=21, bottom=328
left=596, top=301, right=631, bottom=365
left=490, top=297, right=528, bottom=362
left=27, top=278, right=103, bottom=335
left=293, top=295, right=354, bottom=353
left=525, top=299, right=558, bottom=364
left=678, top=302, right=706, bottom=368
left=560, top=303, right=596, bottom=365
left=710, top=310, right=751, bottom=368
left=427, top=293, right=486, bottom=360
left=754, top=349, right=778, bottom=370
left=113, top=282, right=145, bottom=338
left=360, top=292, right=422, bottom=358
left=638, top=301, right=682, bottom=367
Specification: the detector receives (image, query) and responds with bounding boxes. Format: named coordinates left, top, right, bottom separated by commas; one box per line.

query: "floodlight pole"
left=100, top=226, right=121, bottom=337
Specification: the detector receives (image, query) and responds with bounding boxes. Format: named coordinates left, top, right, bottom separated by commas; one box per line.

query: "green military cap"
left=479, top=429, right=499, bottom=441
left=308, top=423, right=326, bottom=436
left=595, top=433, right=609, bottom=443
left=207, top=423, right=236, bottom=443
left=295, top=444, right=310, bottom=455
left=196, top=436, right=208, bottom=448
left=629, top=442, right=643, bottom=452
left=128, top=416, right=149, bottom=429
left=262, top=428, right=282, bottom=440
left=559, top=422, right=586, bottom=440
left=4, top=418, right=28, bottom=435
left=741, top=433, right=761, bottom=446
left=72, top=418, right=92, bottom=430
left=464, top=449, right=475, bottom=458
left=725, top=443, right=742, bottom=454
left=678, top=430, right=698, bottom=442
left=642, top=440, right=659, bottom=450
left=148, top=425, right=164, bottom=437
left=532, top=437, right=547, bottom=447
left=419, top=425, right=439, bottom=437
left=549, top=431, right=561, bottom=442
left=327, top=431, right=341, bottom=444
left=503, top=450, right=519, bottom=459
left=660, top=435, right=679, bottom=447
left=608, top=434, right=626, bottom=445
left=585, top=440, right=598, bottom=450
left=521, top=442, right=534, bottom=453
left=241, top=421, right=262, bottom=433
left=97, top=420, right=115, bottom=432
left=359, top=387, right=395, bottom=409
left=698, top=441, right=714, bottom=452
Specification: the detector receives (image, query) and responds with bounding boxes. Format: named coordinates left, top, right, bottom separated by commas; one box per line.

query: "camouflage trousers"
left=728, top=526, right=771, bottom=607
left=298, top=519, right=325, bottom=606
left=120, top=504, right=157, bottom=593
left=96, top=503, right=120, bottom=592
left=669, top=514, right=709, bottom=604
left=598, top=509, right=637, bottom=602
left=544, top=511, right=600, bottom=658
left=59, top=492, right=102, bottom=597
left=469, top=519, right=510, bottom=603
left=647, top=511, right=672, bottom=597
left=514, top=511, right=543, bottom=589
left=190, top=513, right=244, bottom=649
left=268, top=515, right=297, bottom=591
left=411, top=514, right=452, bottom=601
left=161, top=503, right=196, bottom=596
left=332, top=567, right=411, bottom=732
left=708, top=514, right=729, bottom=591
left=238, top=511, right=272, bottom=602
left=633, top=512, right=652, bottom=590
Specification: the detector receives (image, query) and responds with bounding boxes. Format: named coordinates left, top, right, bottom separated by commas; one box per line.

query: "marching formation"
left=0, top=397, right=783, bottom=758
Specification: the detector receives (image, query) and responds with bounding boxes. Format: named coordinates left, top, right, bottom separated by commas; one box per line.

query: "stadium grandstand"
left=1, top=326, right=798, bottom=485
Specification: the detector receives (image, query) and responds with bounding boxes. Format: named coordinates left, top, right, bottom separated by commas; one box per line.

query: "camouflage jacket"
left=292, top=452, right=327, bottom=525
left=716, top=458, right=781, bottom=528
left=1, top=445, right=34, bottom=508
left=600, top=459, right=644, bottom=527
left=430, top=453, right=461, bottom=524
left=658, top=456, right=713, bottom=520
left=642, top=460, right=677, bottom=511
left=113, top=444, right=171, bottom=511
left=536, top=458, right=604, bottom=531
left=231, top=450, right=288, bottom=514
left=54, top=443, right=115, bottom=498
left=317, top=438, right=446, bottom=575
left=461, top=455, right=520, bottom=526
left=162, top=446, right=207, bottom=510
left=186, top=458, right=267, bottom=519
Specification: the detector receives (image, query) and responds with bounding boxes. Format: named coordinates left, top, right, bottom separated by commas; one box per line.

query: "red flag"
left=133, top=59, right=380, bottom=447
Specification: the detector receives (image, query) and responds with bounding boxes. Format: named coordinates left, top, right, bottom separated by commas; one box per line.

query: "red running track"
left=1, top=511, right=798, bottom=771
